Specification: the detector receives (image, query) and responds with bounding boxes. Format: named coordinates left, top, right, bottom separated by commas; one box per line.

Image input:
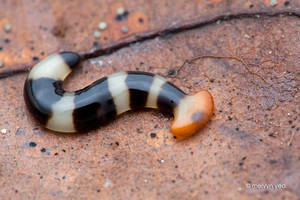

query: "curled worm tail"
left=24, top=52, right=214, bottom=138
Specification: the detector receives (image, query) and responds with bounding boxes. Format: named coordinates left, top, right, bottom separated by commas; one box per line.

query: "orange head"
left=170, top=90, right=214, bottom=139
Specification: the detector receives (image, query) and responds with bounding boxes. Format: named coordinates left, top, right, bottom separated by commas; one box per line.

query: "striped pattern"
left=46, top=92, right=76, bottom=132
left=146, top=75, right=166, bottom=108
left=28, top=52, right=80, bottom=80
left=24, top=52, right=187, bottom=133
left=108, top=72, right=130, bottom=114
left=126, top=71, right=154, bottom=110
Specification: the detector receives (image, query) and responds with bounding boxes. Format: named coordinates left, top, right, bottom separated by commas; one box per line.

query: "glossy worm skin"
left=24, top=52, right=214, bottom=138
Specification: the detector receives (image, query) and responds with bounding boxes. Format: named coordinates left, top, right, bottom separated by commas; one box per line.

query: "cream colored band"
left=108, top=72, right=130, bottom=115
left=146, top=75, right=166, bottom=108
left=46, top=92, right=76, bottom=132
left=28, top=54, right=71, bottom=80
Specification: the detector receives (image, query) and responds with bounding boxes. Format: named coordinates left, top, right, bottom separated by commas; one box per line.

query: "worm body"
left=24, top=52, right=214, bottom=138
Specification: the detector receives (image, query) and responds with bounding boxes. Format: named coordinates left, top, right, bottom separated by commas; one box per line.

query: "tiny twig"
left=80, top=9, right=300, bottom=60
left=0, top=62, right=36, bottom=79
left=287, top=131, right=296, bottom=146
left=175, top=55, right=268, bottom=83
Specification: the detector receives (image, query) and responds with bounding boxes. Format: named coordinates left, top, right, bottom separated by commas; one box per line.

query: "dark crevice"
left=0, top=9, right=299, bottom=79
left=80, top=10, right=300, bottom=59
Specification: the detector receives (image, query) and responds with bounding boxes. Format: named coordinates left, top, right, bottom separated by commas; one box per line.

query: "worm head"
left=170, top=90, right=214, bottom=139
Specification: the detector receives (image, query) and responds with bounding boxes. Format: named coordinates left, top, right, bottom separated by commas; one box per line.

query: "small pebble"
left=4, top=24, right=11, bottom=33
left=1, top=129, right=7, bottom=134
left=270, top=0, right=278, bottom=6
left=94, top=30, right=101, bottom=38
left=0, top=60, right=4, bottom=68
left=284, top=1, right=290, bottom=7
left=138, top=18, right=144, bottom=23
left=104, top=178, right=113, bottom=188
left=29, top=142, right=37, bottom=147
left=121, top=26, right=128, bottom=33
left=117, top=7, right=125, bottom=15
left=98, top=22, right=107, bottom=30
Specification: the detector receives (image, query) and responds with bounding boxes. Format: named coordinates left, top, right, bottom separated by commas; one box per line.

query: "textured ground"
left=0, top=0, right=299, bottom=199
